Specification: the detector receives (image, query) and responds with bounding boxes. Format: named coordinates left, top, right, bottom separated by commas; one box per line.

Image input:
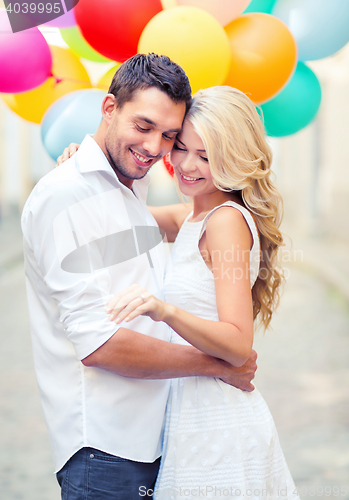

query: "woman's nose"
left=180, top=153, right=197, bottom=172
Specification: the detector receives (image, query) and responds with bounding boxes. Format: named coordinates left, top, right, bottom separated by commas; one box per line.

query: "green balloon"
left=60, top=26, right=112, bottom=63
left=244, top=0, right=278, bottom=14
left=260, top=62, right=322, bottom=137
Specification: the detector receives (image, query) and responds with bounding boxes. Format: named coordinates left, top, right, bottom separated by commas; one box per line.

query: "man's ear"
left=101, top=94, right=117, bottom=124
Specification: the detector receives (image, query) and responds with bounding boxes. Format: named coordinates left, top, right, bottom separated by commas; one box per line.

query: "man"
left=22, top=53, right=257, bottom=499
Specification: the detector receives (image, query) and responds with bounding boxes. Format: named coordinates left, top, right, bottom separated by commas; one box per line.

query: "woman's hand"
left=56, top=143, right=80, bottom=165
left=106, top=284, right=171, bottom=324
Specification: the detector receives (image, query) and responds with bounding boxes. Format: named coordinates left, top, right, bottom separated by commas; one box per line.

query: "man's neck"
left=92, top=131, right=134, bottom=191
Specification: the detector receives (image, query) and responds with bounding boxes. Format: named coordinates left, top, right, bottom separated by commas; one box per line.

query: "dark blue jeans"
left=56, top=447, right=161, bottom=499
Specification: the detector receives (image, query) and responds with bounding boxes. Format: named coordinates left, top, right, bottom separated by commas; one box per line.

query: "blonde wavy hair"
left=187, top=86, right=284, bottom=330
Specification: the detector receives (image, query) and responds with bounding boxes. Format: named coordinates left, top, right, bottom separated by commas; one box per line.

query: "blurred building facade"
left=0, top=44, right=348, bottom=243
left=272, top=45, right=349, bottom=243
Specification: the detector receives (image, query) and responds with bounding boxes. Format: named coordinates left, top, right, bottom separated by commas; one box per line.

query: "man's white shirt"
left=21, top=135, right=171, bottom=472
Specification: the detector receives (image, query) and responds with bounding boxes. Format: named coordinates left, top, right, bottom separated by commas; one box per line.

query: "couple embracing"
left=22, top=53, right=299, bottom=499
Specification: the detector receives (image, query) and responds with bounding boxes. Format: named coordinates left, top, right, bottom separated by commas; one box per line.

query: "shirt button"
left=90, top=454, right=94, bottom=459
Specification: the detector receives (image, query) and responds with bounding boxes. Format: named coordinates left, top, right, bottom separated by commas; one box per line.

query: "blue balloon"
left=41, top=89, right=105, bottom=161
left=273, top=0, right=349, bottom=61
left=244, top=0, right=278, bottom=14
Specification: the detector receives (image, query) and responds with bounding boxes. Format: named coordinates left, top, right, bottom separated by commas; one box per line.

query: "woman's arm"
left=107, top=207, right=254, bottom=367
left=149, top=203, right=192, bottom=242
left=166, top=207, right=254, bottom=366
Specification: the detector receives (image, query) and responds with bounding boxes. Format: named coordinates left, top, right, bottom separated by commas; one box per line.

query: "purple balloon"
left=44, top=9, right=76, bottom=28
left=0, top=11, right=53, bottom=93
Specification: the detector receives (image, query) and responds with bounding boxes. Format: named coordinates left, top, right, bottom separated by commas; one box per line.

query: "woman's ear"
left=101, top=94, right=117, bottom=124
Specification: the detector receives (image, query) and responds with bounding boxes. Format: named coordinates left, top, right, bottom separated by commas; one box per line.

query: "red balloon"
left=74, top=0, right=163, bottom=62
left=163, top=154, right=174, bottom=177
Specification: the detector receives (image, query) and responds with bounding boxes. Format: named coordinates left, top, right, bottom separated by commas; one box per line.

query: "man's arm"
left=82, top=328, right=257, bottom=391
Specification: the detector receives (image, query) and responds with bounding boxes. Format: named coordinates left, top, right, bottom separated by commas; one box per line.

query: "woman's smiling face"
left=170, top=120, right=218, bottom=198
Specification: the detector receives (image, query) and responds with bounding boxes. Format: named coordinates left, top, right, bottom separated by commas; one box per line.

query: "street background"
left=0, top=8, right=349, bottom=500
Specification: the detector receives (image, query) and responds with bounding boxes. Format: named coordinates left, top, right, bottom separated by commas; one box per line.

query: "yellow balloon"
left=1, top=45, right=92, bottom=124
left=161, top=0, right=177, bottom=8
left=138, top=6, right=232, bottom=93
left=96, top=64, right=121, bottom=91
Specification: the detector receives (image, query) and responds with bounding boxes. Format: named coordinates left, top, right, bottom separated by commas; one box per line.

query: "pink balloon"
left=44, top=9, right=76, bottom=28
left=176, top=0, right=252, bottom=26
left=0, top=11, right=52, bottom=93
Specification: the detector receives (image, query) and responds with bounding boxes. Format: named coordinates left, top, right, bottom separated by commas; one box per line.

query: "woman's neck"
left=191, top=190, right=242, bottom=222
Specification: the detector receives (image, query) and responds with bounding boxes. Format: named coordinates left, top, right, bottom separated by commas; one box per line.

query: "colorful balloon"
left=138, top=6, right=231, bottom=93
left=0, top=11, right=52, bottom=93
left=74, top=0, right=163, bottom=62
left=43, top=9, right=76, bottom=28
left=60, top=26, right=111, bottom=62
left=224, top=13, right=297, bottom=104
left=175, top=0, right=252, bottom=26
left=261, top=62, right=322, bottom=137
left=273, top=0, right=349, bottom=61
left=41, top=89, right=106, bottom=161
left=1, top=46, right=91, bottom=124
left=96, top=65, right=122, bottom=91
left=243, top=0, right=277, bottom=14
left=161, top=0, right=177, bottom=7
left=163, top=154, right=174, bottom=177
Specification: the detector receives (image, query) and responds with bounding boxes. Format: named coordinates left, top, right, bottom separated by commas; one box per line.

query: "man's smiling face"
left=105, top=87, right=186, bottom=187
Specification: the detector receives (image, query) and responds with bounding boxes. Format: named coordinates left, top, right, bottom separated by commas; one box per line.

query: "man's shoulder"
left=22, top=158, right=96, bottom=223
left=36, top=158, right=82, bottom=193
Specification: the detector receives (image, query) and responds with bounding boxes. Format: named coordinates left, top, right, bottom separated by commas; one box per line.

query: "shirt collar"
left=76, top=135, right=151, bottom=199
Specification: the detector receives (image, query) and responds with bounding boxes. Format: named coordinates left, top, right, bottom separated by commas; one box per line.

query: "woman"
left=106, top=86, right=299, bottom=499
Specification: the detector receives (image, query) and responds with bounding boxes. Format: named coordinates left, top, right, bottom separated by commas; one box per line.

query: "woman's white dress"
left=154, top=201, right=299, bottom=499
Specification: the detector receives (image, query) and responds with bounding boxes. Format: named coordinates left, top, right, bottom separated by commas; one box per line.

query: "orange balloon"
left=224, top=13, right=297, bottom=104
left=1, top=45, right=92, bottom=124
left=96, top=64, right=121, bottom=91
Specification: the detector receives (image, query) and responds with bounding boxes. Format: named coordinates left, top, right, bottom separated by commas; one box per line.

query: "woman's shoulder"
left=206, top=201, right=254, bottom=229
left=205, top=202, right=255, bottom=249
left=206, top=203, right=251, bottom=230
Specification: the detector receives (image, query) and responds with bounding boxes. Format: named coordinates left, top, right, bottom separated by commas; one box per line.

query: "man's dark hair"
left=108, top=53, right=192, bottom=113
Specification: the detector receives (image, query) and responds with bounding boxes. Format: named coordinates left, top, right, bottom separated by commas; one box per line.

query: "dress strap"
left=182, top=210, right=195, bottom=225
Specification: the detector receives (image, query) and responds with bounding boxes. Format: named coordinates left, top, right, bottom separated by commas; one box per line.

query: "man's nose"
left=143, top=133, right=164, bottom=157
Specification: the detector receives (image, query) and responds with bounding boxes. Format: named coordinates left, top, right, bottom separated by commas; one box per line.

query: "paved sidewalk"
left=0, top=215, right=348, bottom=499
left=284, top=232, right=349, bottom=304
